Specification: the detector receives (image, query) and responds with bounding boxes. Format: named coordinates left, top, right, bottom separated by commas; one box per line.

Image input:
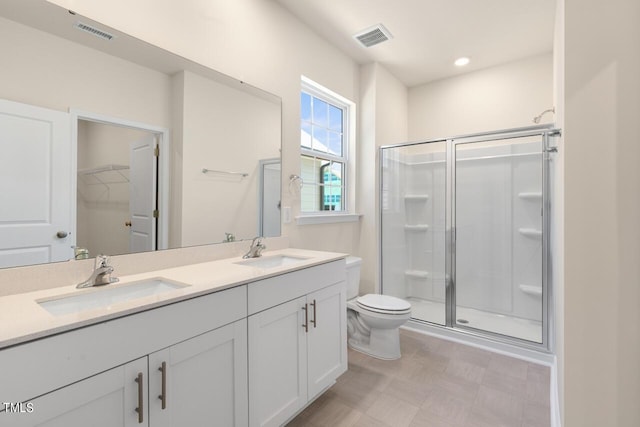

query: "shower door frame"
left=379, top=124, right=560, bottom=352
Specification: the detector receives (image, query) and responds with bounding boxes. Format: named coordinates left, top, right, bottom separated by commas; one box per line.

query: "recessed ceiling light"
left=454, top=57, right=470, bottom=67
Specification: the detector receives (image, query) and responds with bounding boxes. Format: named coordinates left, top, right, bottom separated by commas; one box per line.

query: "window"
left=300, top=79, right=350, bottom=214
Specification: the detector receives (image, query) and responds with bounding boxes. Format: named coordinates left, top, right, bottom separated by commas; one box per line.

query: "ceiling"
left=276, top=0, right=556, bottom=87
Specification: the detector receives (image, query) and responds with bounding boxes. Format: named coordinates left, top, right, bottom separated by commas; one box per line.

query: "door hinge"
left=153, top=209, right=159, bottom=218
left=154, top=145, right=159, bottom=157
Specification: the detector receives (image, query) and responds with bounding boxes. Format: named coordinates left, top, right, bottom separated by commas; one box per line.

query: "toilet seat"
left=356, top=294, right=411, bottom=315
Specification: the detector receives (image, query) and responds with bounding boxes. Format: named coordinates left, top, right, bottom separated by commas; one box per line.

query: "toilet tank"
left=345, top=256, right=362, bottom=300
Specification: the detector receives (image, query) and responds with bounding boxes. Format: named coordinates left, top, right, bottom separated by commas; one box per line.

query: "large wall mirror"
left=0, top=0, right=282, bottom=269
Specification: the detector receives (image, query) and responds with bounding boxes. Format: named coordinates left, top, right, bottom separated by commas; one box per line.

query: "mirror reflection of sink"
left=38, top=278, right=189, bottom=316
left=235, top=254, right=308, bottom=269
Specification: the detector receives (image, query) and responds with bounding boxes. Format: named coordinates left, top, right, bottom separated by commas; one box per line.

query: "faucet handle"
left=95, top=254, right=110, bottom=267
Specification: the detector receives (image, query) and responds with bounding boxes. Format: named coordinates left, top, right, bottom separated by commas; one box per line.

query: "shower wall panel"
left=455, top=139, right=542, bottom=322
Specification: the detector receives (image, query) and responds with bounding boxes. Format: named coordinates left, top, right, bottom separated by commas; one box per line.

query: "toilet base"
left=348, top=327, right=401, bottom=360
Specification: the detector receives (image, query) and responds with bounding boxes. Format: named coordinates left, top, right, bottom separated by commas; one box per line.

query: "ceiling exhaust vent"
left=73, top=21, right=115, bottom=41
left=353, top=24, right=393, bottom=48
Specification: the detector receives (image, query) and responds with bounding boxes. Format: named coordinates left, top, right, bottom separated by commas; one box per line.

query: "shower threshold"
left=406, top=297, right=542, bottom=343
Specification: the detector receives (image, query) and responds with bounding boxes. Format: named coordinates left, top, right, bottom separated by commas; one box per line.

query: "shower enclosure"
left=380, top=126, right=558, bottom=350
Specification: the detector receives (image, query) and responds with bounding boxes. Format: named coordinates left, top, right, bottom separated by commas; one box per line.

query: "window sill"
left=295, top=213, right=362, bottom=225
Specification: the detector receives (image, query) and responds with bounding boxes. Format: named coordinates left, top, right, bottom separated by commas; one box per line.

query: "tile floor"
left=287, top=329, right=550, bottom=427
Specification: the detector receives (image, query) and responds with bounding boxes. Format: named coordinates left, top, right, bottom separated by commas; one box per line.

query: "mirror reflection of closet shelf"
left=77, top=164, right=129, bottom=202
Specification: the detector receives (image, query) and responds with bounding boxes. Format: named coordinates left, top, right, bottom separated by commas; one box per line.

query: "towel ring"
left=289, top=174, right=304, bottom=193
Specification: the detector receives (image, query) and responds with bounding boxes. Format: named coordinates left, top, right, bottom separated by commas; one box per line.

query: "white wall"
left=408, top=54, right=554, bottom=140
left=563, top=0, right=640, bottom=425
left=551, top=0, right=565, bottom=422
left=358, top=63, right=408, bottom=295
left=49, top=0, right=363, bottom=256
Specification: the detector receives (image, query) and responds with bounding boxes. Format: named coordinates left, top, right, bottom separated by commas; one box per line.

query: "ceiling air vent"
left=73, top=21, right=116, bottom=41
left=353, top=24, right=393, bottom=48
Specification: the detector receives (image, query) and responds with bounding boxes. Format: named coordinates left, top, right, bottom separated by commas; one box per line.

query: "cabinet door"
left=149, top=319, right=248, bottom=427
left=307, top=281, right=347, bottom=399
left=248, top=297, right=307, bottom=427
left=9, top=357, right=148, bottom=427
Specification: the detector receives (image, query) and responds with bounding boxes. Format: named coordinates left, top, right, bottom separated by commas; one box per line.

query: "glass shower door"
left=380, top=141, right=447, bottom=325
left=453, top=136, right=544, bottom=343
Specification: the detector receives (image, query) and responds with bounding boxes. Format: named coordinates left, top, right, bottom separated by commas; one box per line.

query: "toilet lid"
left=356, top=294, right=411, bottom=314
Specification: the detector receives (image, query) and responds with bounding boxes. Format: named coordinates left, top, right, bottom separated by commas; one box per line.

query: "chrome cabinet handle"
left=302, top=303, right=308, bottom=333
left=310, top=299, right=317, bottom=328
left=135, top=372, right=144, bottom=423
left=158, top=362, right=167, bottom=410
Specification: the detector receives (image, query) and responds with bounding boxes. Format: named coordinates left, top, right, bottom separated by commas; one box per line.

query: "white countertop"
left=0, top=248, right=346, bottom=350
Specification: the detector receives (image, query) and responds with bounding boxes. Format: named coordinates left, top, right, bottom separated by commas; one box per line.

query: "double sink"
left=37, top=254, right=308, bottom=316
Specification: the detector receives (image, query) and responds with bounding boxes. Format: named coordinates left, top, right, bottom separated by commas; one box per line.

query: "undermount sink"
left=38, top=278, right=190, bottom=316
left=235, top=254, right=308, bottom=269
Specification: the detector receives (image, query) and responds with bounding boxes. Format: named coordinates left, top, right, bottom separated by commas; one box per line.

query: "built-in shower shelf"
left=519, top=284, right=542, bottom=296
left=404, top=224, right=429, bottom=232
left=518, top=192, right=543, bottom=200
left=405, top=270, right=429, bottom=279
left=404, top=194, right=429, bottom=201
left=518, top=228, right=542, bottom=238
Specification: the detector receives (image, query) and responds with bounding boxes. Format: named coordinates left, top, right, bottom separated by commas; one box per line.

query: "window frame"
left=300, top=77, right=351, bottom=217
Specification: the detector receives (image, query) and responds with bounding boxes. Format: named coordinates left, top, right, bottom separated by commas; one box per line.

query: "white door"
left=0, top=99, right=73, bottom=268
left=307, top=282, right=348, bottom=399
left=11, top=357, right=148, bottom=427
left=149, top=320, right=248, bottom=427
left=248, top=297, right=307, bottom=427
left=129, top=135, right=156, bottom=253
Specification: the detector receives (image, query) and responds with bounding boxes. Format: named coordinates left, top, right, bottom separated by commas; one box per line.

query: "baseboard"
left=401, top=323, right=554, bottom=366
left=550, top=357, right=562, bottom=427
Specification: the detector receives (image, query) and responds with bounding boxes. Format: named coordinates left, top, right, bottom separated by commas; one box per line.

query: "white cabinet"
left=0, top=257, right=346, bottom=427
left=248, top=297, right=308, bottom=427
left=149, top=319, right=248, bottom=427
left=8, top=319, right=247, bottom=427
left=9, top=357, right=148, bottom=427
left=248, top=280, right=346, bottom=427
left=307, top=283, right=347, bottom=398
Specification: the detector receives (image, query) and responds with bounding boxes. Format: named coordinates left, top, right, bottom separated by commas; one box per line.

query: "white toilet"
left=345, top=256, right=411, bottom=360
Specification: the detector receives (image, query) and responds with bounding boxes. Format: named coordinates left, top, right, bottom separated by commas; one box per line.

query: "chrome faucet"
left=243, top=237, right=266, bottom=259
left=77, top=255, right=119, bottom=289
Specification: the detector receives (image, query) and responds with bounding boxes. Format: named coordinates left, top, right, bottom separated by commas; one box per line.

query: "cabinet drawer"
left=0, top=285, right=247, bottom=404
left=247, top=260, right=346, bottom=315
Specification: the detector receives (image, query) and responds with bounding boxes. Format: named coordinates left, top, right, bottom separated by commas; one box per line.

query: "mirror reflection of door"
left=0, top=99, right=73, bottom=268
left=259, top=159, right=281, bottom=238
left=76, top=120, right=158, bottom=257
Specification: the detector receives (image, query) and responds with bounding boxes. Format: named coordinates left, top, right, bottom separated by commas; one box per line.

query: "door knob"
left=125, top=221, right=132, bottom=227
left=56, top=231, right=68, bottom=238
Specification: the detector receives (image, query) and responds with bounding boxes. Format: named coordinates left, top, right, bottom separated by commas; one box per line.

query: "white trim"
left=69, top=109, right=170, bottom=251
left=301, top=76, right=353, bottom=107
left=401, top=323, right=555, bottom=365
left=300, top=76, right=355, bottom=214
left=295, top=213, right=361, bottom=225
left=550, top=357, right=562, bottom=427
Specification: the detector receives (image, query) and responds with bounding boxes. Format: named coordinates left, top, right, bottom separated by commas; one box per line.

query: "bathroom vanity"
left=0, top=249, right=347, bottom=427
